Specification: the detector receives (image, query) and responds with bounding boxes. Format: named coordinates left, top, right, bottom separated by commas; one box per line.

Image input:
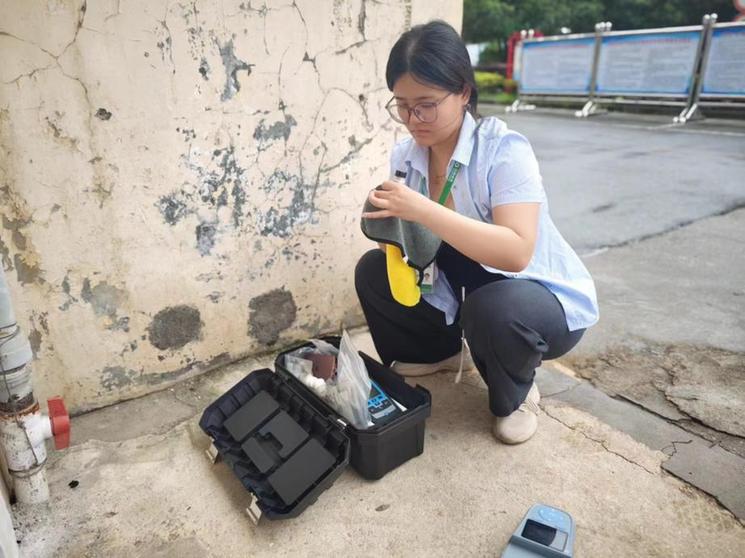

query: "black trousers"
left=354, top=249, right=585, bottom=417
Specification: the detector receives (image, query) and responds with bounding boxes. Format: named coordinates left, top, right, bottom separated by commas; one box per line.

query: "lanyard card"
left=420, top=262, right=436, bottom=294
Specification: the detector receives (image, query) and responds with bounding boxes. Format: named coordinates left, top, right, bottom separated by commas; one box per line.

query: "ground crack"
left=584, top=199, right=745, bottom=256
left=542, top=404, right=658, bottom=475
left=660, top=439, right=694, bottom=457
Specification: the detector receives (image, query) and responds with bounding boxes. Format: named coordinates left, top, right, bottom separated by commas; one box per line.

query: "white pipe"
left=0, top=267, right=69, bottom=505
left=0, top=408, right=53, bottom=504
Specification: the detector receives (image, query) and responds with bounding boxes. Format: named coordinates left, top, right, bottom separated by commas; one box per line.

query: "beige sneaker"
left=391, top=349, right=474, bottom=377
left=493, top=383, right=541, bottom=445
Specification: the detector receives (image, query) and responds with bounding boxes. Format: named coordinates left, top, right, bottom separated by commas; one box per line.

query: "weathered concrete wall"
left=0, top=1, right=462, bottom=413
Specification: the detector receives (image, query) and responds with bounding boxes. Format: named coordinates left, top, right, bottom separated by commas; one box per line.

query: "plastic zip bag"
left=283, top=331, right=373, bottom=429
left=326, top=331, right=372, bottom=429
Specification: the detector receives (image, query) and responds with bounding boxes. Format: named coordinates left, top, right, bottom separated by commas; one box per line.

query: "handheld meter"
left=501, top=504, right=575, bottom=558
left=367, top=380, right=403, bottom=426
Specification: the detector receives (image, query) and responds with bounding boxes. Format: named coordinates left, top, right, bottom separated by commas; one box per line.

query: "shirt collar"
left=403, top=111, right=477, bottom=176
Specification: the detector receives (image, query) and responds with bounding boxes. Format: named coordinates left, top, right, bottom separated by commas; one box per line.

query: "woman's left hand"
left=362, top=180, right=433, bottom=222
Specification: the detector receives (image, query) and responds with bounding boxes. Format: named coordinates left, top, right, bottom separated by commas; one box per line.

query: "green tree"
left=463, top=0, right=739, bottom=48
left=462, top=0, right=516, bottom=43
left=600, top=0, right=736, bottom=30
left=516, top=0, right=604, bottom=35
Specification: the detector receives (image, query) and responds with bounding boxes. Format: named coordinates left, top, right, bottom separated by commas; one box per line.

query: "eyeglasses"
left=385, top=93, right=452, bottom=124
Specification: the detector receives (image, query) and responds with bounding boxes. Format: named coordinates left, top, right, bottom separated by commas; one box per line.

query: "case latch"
left=205, top=441, right=221, bottom=464
left=246, top=492, right=263, bottom=525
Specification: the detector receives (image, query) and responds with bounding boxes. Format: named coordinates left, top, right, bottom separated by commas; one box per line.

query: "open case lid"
left=199, top=368, right=351, bottom=520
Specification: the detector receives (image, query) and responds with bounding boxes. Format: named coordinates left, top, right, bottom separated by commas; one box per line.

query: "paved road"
left=484, top=107, right=745, bottom=255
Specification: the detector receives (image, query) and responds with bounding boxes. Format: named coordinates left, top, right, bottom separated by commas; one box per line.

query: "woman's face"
left=390, top=72, right=469, bottom=148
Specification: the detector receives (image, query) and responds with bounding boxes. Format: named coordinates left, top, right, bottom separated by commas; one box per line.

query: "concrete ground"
left=11, top=331, right=745, bottom=557
left=11, top=108, right=745, bottom=556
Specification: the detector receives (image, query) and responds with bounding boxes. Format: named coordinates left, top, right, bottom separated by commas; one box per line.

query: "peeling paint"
left=253, top=114, right=297, bottom=150
left=167, top=142, right=249, bottom=249
left=256, top=172, right=314, bottom=238
left=217, top=38, right=253, bottom=101
left=81, top=279, right=126, bottom=319
left=0, top=238, right=12, bottom=271
left=248, top=288, right=297, bottom=345
left=27, top=312, right=48, bottom=357
left=13, top=253, right=42, bottom=285
left=109, top=316, right=130, bottom=332
left=147, top=305, right=203, bottom=350
left=119, top=340, right=138, bottom=357
left=157, top=193, right=190, bottom=225
left=59, top=274, right=79, bottom=311
left=101, top=366, right=139, bottom=391
left=2, top=215, right=29, bottom=251
left=195, top=221, right=217, bottom=256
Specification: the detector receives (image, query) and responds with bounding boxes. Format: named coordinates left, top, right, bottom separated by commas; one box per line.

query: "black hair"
left=385, top=20, right=478, bottom=118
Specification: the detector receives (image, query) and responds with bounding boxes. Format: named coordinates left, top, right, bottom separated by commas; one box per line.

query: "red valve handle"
left=47, top=396, right=70, bottom=450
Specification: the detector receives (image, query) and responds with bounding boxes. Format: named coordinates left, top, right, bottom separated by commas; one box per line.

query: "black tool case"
left=199, top=336, right=432, bottom=521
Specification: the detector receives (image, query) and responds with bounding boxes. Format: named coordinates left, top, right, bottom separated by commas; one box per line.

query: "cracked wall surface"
left=0, top=0, right=463, bottom=413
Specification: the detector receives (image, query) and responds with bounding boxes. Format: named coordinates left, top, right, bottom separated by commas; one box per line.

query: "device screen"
left=522, top=519, right=568, bottom=551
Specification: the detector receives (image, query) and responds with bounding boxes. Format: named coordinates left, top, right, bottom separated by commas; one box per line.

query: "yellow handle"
left=385, top=245, right=420, bottom=307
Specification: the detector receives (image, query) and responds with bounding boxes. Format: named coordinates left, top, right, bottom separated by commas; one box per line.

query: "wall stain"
left=45, top=111, right=79, bottom=150
left=195, top=221, right=217, bottom=256
left=217, top=38, right=253, bottom=101
left=59, top=274, right=79, bottom=311
left=143, top=351, right=231, bottom=385
left=95, top=108, right=112, bottom=120
left=248, top=288, right=297, bottom=345
left=176, top=127, right=197, bottom=142
left=28, top=328, right=42, bottom=357
left=87, top=156, right=117, bottom=208
left=198, top=57, right=210, bottom=80
left=99, top=352, right=232, bottom=392
left=147, top=305, right=203, bottom=350
left=119, top=340, right=138, bottom=357
left=201, top=147, right=244, bottom=213
left=207, top=291, right=223, bottom=303
left=253, top=114, right=297, bottom=151
left=162, top=142, right=249, bottom=253
left=157, top=193, right=190, bottom=225
left=0, top=238, right=11, bottom=271
left=81, top=278, right=123, bottom=314
left=27, top=311, right=49, bottom=357
left=256, top=171, right=314, bottom=238
left=109, top=316, right=130, bottom=332
left=2, top=215, right=29, bottom=251
left=155, top=18, right=175, bottom=72
left=101, top=366, right=139, bottom=391
left=13, top=253, right=43, bottom=285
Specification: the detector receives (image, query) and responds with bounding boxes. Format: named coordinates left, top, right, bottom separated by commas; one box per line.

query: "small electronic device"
left=501, top=504, right=575, bottom=557
left=367, top=380, right=404, bottom=426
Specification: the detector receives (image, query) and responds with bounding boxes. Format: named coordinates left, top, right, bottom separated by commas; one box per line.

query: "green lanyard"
left=420, top=161, right=462, bottom=205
